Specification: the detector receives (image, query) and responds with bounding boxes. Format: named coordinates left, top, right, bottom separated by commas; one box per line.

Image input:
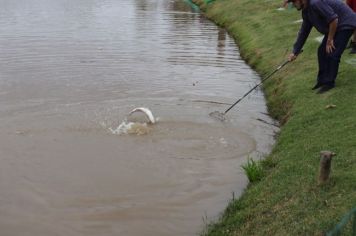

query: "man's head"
left=285, top=0, right=306, bottom=11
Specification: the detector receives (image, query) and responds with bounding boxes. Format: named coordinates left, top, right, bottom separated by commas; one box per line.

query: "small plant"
left=242, top=157, right=264, bottom=183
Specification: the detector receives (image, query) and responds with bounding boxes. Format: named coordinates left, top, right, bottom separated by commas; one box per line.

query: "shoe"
left=317, top=84, right=335, bottom=94
left=311, top=82, right=323, bottom=90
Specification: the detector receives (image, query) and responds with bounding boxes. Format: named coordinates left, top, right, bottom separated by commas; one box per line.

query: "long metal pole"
left=223, top=60, right=290, bottom=114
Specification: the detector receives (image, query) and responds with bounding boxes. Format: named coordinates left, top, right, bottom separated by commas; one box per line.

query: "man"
left=286, top=0, right=356, bottom=93
left=346, top=0, right=356, bottom=54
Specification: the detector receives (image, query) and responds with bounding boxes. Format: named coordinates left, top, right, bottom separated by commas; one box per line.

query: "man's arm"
left=326, top=18, right=338, bottom=54
left=311, top=1, right=339, bottom=53
left=289, top=18, right=312, bottom=61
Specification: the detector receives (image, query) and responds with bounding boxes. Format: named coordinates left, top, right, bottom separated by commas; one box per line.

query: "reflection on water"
left=0, top=0, right=278, bottom=235
left=217, top=28, right=227, bottom=56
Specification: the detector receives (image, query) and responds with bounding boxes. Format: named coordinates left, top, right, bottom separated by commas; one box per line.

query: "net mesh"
left=209, top=111, right=226, bottom=121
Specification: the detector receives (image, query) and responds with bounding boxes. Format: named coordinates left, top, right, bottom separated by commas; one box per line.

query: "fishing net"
left=209, top=111, right=226, bottom=121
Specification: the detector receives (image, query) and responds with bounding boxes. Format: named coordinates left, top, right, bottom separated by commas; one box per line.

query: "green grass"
left=192, top=0, right=356, bottom=235
left=242, top=158, right=264, bottom=183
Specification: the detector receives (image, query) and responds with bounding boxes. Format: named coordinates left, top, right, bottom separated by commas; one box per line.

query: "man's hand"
left=326, top=38, right=335, bottom=54
left=326, top=18, right=338, bottom=54
left=288, top=53, right=297, bottom=61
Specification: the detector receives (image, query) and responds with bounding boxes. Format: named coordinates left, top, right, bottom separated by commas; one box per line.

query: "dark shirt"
left=293, top=0, right=356, bottom=54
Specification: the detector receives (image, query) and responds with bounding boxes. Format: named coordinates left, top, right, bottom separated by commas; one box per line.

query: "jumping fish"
left=128, top=107, right=155, bottom=124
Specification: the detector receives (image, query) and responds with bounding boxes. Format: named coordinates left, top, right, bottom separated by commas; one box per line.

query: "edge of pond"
left=190, top=0, right=356, bottom=235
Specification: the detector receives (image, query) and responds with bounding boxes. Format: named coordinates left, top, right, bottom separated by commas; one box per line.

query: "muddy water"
left=0, top=0, right=278, bottom=235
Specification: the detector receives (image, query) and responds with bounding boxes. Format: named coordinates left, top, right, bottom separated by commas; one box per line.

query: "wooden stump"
left=318, top=151, right=336, bottom=185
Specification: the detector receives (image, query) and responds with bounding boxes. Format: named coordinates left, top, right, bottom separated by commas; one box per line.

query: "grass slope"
left=192, top=0, right=356, bottom=235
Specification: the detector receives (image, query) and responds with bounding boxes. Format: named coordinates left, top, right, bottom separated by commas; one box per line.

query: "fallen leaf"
left=325, top=104, right=336, bottom=109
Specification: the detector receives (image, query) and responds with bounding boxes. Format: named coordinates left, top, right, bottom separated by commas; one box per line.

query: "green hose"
left=204, top=0, right=216, bottom=4
left=184, top=0, right=200, bottom=11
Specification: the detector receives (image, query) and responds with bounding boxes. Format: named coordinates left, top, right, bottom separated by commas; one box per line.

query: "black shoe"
left=317, top=84, right=335, bottom=94
left=312, top=82, right=323, bottom=90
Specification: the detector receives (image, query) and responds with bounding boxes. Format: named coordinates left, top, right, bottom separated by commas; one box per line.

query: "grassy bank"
left=192, top=0, right=356, bottom=235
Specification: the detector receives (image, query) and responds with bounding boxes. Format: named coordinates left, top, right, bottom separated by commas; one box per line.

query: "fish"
left=128, top=107, right=155, bottom=124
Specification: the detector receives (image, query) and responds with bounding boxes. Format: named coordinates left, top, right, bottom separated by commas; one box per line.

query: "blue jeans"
left=317, top=29, right=354, bottom=86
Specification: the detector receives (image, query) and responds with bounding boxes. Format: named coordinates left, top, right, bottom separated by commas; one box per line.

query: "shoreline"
left=191, top=0, right=356, bottom=235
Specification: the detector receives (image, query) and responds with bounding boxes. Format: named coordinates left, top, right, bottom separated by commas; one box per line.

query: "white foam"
left=109, top=107, right=156, bottom=135
left=110, top=120, right=151, bottom=135
left=110, top=121, right=135, bottom=135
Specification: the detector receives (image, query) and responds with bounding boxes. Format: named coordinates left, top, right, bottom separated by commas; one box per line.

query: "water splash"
left=109, top=107, right=156, bottom=135
left=109, top=120, right=151, bottom=135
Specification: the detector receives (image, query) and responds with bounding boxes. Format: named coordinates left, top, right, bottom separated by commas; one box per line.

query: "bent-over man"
left=286, top=0, right=356, bottom=93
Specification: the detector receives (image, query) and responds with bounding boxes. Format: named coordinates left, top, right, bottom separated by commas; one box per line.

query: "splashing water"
left=109, top=107, right=156, bottom=135
left=109, top=120, right=151, bottom=135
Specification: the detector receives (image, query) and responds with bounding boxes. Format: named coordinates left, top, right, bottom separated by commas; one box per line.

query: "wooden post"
left=318, top=151, right=336, bottom=185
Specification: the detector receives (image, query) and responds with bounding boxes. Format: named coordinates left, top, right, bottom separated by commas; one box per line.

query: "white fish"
left=128, top=107, right=155, bottom=124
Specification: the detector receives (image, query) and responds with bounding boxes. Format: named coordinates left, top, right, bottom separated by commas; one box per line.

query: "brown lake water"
left=0, top=0, right=278, bottom=235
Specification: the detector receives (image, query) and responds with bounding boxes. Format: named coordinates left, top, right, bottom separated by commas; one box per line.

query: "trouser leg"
left=317, top=36, right=328, bottom=85
left=323, top=30, right=354, bottom=85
